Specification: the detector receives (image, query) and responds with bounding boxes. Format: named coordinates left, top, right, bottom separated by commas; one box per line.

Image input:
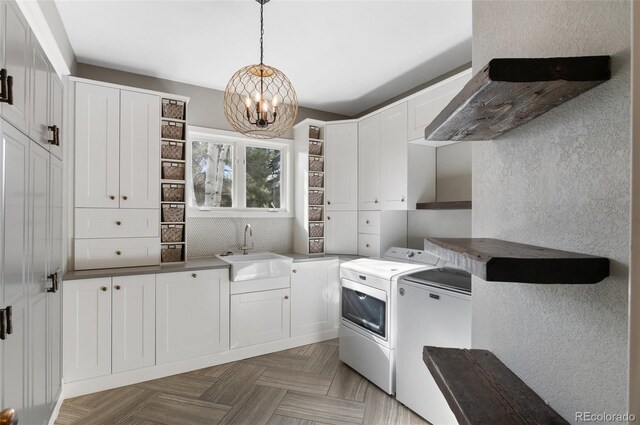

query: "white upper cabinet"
left=119, top=90, right=160, bottom=209
left=0, top=1, right=30, bottom=133
left=29, top=38, right=49, bottom=148
left=325, top=122, right=358, bottom=211
left=407, top=70, right=472, bottom=142
left=358, top=114, right=381, bottom=210
left=380, top=103, right=408, bottom=210
left=75, top=83, right=120, bottom=208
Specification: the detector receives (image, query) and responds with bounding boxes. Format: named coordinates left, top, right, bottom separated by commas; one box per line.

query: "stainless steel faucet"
left=241, top=224, right=254, bottom=255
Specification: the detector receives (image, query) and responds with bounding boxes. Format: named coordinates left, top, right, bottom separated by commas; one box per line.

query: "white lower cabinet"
left=156, top=270, right=229, bottom=364
left=64, top=274, right=156, bottom=381
left=112, top=275, right=156, bottom=373
left=291, top=260, right=340, bottom=337
left=231, top=288, right=290, bottom=349
left=63, top=278, right=112, bottom=382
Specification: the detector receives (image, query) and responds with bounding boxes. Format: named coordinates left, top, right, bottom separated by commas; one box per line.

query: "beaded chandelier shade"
left=224, top=0, right=298, bottom=139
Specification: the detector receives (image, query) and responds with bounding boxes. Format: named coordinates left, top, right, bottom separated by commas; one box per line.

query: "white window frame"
left=187, top=126, right=293, bottom=218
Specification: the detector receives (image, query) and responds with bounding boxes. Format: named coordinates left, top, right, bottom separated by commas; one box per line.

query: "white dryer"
left=338, top=247, right=441, bottom=394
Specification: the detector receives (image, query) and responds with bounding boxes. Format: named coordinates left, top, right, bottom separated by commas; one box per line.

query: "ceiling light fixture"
left=224, top=0, right=298, bottom=139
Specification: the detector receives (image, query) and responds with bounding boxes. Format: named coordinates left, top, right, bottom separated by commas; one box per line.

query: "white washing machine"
left=396, top=267, right=472, bottom=424
left=338, top=247, right=442, bottom=394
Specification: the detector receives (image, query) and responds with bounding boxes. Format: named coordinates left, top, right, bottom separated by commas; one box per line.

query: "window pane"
left=246, top=146, right=282, bottom=208
left=191, top=141, right=233, bottom=208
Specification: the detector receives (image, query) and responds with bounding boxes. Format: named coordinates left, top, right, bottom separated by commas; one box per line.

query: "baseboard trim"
left=48, top=383, right=65, bottom=425
left=64, top=329, right=338, bottom=398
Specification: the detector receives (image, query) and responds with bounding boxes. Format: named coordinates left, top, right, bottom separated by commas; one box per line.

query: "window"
left=188, top=127, right=291, bottom=217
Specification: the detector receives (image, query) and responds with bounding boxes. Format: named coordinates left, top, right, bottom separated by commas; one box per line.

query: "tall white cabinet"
left=73, top=81, right=161, bottom=270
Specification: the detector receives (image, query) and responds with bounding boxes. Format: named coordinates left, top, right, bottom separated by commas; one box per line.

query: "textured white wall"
left=472, top=1, right=630, bottom=422
left=436, top=141, right=472, bottom=201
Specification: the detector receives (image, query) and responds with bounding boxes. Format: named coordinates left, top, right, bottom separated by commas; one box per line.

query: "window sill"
left=187, top=208, right=294, bottom=219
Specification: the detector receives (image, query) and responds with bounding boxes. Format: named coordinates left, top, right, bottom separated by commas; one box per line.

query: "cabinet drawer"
left=358, top=211, right=380, bottom=235
left=161, top=269, right=225, bottom=283
left=75, top=238, right=160, bottom=270
left=358, top=234, right=380, bottom=257
left=75, top=209, right=159, bottom=239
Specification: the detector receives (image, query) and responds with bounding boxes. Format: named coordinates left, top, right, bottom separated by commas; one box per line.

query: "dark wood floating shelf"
left=424, top=56, right=611, bottom=141
left=416, top=201, right=471, bottom=210
left=423, top=347, right=569, bottom=425
left=424, top=238, right=609, bottom=284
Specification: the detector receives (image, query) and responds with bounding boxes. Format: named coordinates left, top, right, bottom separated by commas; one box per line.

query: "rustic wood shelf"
left=416, top=201, right=471, bottom=210
left=423, top=347, right=569, bottom=425
left=423, top=238, right=609, bottom=284
left=424, top=56, right=611, bottom=141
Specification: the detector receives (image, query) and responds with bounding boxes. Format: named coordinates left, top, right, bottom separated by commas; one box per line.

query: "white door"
left=380, top=103, right=408, bottom=210
left=112, top=274, right=155, bottom=373
left=230, top=288, right=290, bottom=349
left=47, top=155, right=63, bottom=406
left=49, top=73, right=63, bottom=161
left=28, top=142, right=49, bottom=425
left=63, top=278, right=112, bottom=382
left=119, top=90, right=160, bottom=209
left=156, top=270, right=229, bottom=364
left=358, top=114, right=381, bottom=210
left=325, top=122, right=358, bottom=211
left=325, top=211, right=357, bottom=255
left=291, top=260, right=339, bottom=337
left=1, top=1, right=30, bottom=133
left=0, top=120, right=28, bottom=422
left=75, top=83, right=120, bottom=208
left=29, top=38, right=49, bottom=148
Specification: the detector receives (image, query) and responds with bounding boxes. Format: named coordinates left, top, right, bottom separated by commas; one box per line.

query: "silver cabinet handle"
left=122, top=195, right=128, bottom=200
left=114, top=285, right=121, bottom=290
left=115, top=250, right=122, bottom=255
left=115, top=220, right=122, bottom=226
left=100, top=286, right=108, bottom=292
left=109, top=195, right=115, bottom=200
left=192, top=273, right=197, bottom=278
left=284, top=295, right=289, bottom=300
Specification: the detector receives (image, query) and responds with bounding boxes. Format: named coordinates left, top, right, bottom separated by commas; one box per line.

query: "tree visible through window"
left=191, top=141, right=233, bottom=208
left=246, top=146, right=282, bottom=208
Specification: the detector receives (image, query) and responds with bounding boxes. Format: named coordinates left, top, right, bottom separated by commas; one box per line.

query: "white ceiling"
left=55, top=0, right=471, bottom=116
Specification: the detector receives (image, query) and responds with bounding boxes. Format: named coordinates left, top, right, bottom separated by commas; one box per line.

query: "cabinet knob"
left=327, top=201, right=331, bottom=205
left=374, top=199, right=378, bottom=204
left=366, top=244, right=370, bottom=248
left=109, top=195, right=115, bottom=200
left=401, top=197, right=405, bottom=202
left=327, top=216, right=331, bottom=220
left=192, top=273, right=197, bottom=278
left=100, top=286, right=107, bottom=292
left=284, top=295, right=289, bottom=300
left=114, top=285, right=121, bottom=290
left=292, top=270, right=297, bottom=273
left=122, top=195, right=128, bottom=200
left=366, top=220, right=370, bottom=224
left=115, top=250, right=122, bottom=256
left=115, top=220, right=122, bottom=226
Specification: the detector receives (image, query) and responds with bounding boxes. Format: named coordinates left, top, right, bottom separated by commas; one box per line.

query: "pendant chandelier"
left=224, top=0, right=298, bottom=139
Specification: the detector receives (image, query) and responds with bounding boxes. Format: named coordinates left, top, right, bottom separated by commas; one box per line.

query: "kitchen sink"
left=216, top=252, right=293, bottom=282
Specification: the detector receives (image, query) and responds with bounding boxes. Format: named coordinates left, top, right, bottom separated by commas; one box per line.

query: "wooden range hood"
left=424, top=56, right=611, bottom=142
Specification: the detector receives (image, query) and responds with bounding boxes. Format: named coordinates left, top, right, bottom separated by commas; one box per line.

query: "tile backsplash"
left=186, top=217, right=294, bottom=258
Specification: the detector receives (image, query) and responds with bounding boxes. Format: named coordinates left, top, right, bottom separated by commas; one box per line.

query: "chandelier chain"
left=259, top=0, right=264, bottom=65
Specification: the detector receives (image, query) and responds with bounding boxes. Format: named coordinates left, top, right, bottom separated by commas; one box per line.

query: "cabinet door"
left=325, top=211, right=357, bottom=255
left=0, top=120, right=28, bottom=424
left=156, top=270, right=229, bottom=364
left=47, top=156, right=63, bottom=406
left=1, top=1, right=30, bottom=133
left=75, top=83, right=120, bottom=208
left=29, top=38, right=49, bottom=148
left=380, top=103, right=408, bottom=210
left=325, top=122, right=357, bottom=211
left=63, top=278, right=112, bottom=382
left=291, top=260, right=339, bottom=337
left=230, top=288, right=290, bottom=349
left=358, top=114, right=381, bottom=210
left=49, top=73, right=63, bottom=160
left=119, top=90, right=160, bottom=209
left=407, top=70, right=471, bottom=141
left=112, top=275, right=155, bottom=373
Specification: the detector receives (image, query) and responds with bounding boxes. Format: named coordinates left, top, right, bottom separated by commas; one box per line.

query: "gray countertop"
left=63, top=252, right=360, bottom=281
